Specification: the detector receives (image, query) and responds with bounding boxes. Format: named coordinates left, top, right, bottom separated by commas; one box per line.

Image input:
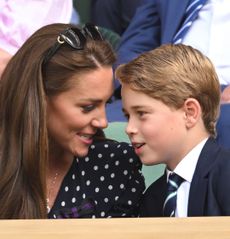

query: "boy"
left=115, top=44, right=230, bottom=217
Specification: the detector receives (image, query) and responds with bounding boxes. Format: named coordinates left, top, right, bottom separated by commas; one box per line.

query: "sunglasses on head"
left=43, top=23, right=103, bottom=64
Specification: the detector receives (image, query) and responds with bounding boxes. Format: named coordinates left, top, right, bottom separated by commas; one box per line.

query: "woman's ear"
left=183, top=98, right=201, bottom=129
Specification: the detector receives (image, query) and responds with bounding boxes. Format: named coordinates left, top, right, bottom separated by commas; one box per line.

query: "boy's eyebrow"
left=122, top=105, right=147, bottom=113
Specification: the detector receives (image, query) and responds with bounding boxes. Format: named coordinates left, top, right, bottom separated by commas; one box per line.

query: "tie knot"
left=167, top=173, right=184, bottom=191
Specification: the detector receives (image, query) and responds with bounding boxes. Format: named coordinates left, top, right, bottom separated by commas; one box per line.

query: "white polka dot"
left=135, top=180, right=140, bottom=184
left=120, top=184, right=125, bottom=189
left=123, top=170, right=128, bottom=175
left=100, top=176, right=105, bottom=181
left=92, top=215, right=96, bottom=218
left=122, top=213, right=126, bottom=217
left=108, top=185, right=113, bottom=190
left=81, top=171, right=85, bottom=176
left=93, top=165, right=99, bottom=171
left=104, top=198, right=109, bottom=203
left=115, top=160, right=119, bottom=166
left=86, top=180, right=91, bottom=186
left=53, top=214, right=57, bottom=219
left=131, top=188, right=136, bottom=192
left=85, top=157, right=90, bottom=162
left=91, top=144, right=95, bottom=149
left=72, top=197, right=76, bottom=203
left=129, top=158, right=134, bottom=163
left=128, top=200, right=132, bottom=205
left=76, top=186, right=80, bottom=191
left=104, top=164, right=109, bottom=169
left=117, top=144, right=121, bottom=148
left=104, top=144, right=109, bottom=148
left=61, top=201, right=65, bottom=207
left=94, top=200, right=98, bottom=205
left=72, top=174, right=76, bottom=180
left=98, top=153, right=103, bottom=158
left=64, top=186, right=69, bottom=192
left=95, top=187, right=100, bottom=193
left=110, top=173, right=115, bottom=178
left=101, top=211, right=105, bottom=217
left=82, top=193, right=86, bottom=199
left=110, top=153, right=115, bottom=158
left=115, top=196, right=119, bottom=201
left=123, top=149, right=128, bottom=154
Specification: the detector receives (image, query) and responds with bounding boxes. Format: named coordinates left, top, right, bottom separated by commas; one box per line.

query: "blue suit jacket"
left=139, top=138, right=230, bottom=217
left=116, top=0, right=208, bottom=66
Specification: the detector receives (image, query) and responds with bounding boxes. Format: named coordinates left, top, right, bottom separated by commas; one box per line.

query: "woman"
left=0, top=23, right=145, bottom=219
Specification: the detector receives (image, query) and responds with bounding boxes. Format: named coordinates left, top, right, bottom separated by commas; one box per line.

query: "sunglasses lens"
left=84, top=23, right=103, bottom=41
left=61, top=28, right=86, bottom=49
left=44, top=24, right=103, bottom=64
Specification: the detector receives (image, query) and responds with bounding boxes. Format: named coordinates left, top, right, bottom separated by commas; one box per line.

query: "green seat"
left=97, top=26, right=120, bottom=50
left=104, top=122, right=165, bottom=187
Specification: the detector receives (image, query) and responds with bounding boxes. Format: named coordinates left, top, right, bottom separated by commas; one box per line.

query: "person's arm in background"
left=221, top=86, right=230, bottom=104
left=114, top=0, right=161, bottom=91
left=0, top=0, right=72, bottom=76
left=0, top=48, right=11, bottom=77
left=115, top=0, right=160, bottom=67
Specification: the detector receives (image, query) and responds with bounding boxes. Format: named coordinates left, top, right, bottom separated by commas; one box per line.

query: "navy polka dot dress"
left=48, top=140, right=145, bottom=218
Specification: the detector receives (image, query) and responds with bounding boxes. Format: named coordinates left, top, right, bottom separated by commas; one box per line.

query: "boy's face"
left=121, top=83, right=189, bottom=170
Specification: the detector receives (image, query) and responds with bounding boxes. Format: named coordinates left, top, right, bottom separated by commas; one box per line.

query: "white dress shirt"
left=166, top=138, right=208, bottom=217
left=182, top=0, right=230, bottom=85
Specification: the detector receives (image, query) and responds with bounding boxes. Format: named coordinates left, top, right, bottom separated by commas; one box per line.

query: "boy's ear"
left=183, top=98, right=201, bottom=128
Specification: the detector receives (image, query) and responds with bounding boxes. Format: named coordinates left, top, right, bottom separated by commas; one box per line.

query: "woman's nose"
left=92, top=109, right=108, bottom=129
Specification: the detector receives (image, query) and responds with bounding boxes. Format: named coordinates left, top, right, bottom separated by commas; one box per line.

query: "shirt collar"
left=166, top=137, right=208, bottom=183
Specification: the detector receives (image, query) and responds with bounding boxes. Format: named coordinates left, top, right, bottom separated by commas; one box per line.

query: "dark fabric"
left=48, top=140, right=145, bottom=218
left=90, top=0, right=145, bottom=35
left=139, top=138, right=230, bottom=217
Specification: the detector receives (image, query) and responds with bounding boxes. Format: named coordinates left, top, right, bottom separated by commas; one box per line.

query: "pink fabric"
left=0, top=0, right=73, bottom=55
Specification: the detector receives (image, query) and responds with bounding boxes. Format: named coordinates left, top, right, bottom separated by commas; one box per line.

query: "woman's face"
left=47, top=67, right=113, bottom=158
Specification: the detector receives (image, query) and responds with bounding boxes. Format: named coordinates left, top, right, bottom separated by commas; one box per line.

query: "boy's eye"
left=137, top=111, right=147, bottom=117
left=82, top=105, right=95, bottom=112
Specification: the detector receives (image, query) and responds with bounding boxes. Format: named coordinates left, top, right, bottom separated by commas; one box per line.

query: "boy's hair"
left=116, top=44, right=220, bottom=136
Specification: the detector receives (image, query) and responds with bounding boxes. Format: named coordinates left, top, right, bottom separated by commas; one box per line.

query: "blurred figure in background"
left=0, top=0, right=73, bottom=77
left=90, top=0, right=145, bottom=35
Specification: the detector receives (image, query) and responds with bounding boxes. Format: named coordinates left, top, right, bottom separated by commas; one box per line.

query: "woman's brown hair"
left=0, top=23, right=116, bottom=218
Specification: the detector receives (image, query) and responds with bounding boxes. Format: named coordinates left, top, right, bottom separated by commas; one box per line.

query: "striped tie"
left=173, top=0, right=206, bottom=44
left=163, top=173, right=184, bottom=217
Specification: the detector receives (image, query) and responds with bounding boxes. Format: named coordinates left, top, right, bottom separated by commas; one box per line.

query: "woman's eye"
left=123, top=113, right=129, bottom=120
left=82, top=105, right=95, bottom=113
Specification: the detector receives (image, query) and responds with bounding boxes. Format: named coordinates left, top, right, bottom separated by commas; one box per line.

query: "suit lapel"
left=162, top=0, right=190, bottom=42
left=188, top=138, right=220, bottom=216
left=162, top=0, right=209, bottom=43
